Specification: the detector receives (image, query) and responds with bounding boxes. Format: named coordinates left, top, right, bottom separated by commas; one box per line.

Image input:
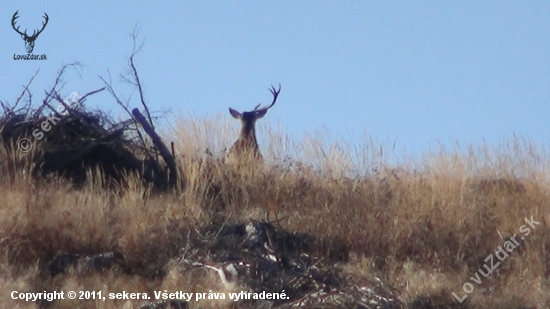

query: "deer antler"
left=253, top=84, right=281, bottom=112
left=11, top=11, right=25, bottom=36
left=11, top=11, right=48, bottom=39
left=31, top=13, right=49, bottom=38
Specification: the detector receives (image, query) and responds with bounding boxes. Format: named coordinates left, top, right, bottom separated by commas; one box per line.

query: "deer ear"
left=255, top=109, right=268, bottom=119
left=229, top=108, right=242, bottom=119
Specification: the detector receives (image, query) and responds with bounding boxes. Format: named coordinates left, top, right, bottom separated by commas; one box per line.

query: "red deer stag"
left=226, top=84, right=281, bottom=163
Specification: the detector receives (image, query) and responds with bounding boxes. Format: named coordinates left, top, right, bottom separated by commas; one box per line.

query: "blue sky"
left=1, top=1, right=549, bottom=161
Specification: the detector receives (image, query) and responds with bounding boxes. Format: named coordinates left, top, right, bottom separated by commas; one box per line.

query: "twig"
left=12, top=69, right=39, bottom=113
left=39, top=63, right=81, bottom=116
left=126, top=25, right=154, bottom=131
left=99, top=73, right=147, bottom=149
left=214, top=213, right=232, bottom=240
left=78, top=87, right=105, bottom=104
left=99, top=73, right=133, bottom=117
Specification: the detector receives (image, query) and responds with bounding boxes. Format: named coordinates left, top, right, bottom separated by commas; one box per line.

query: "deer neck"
left=240, top=122, right=258, bottom=145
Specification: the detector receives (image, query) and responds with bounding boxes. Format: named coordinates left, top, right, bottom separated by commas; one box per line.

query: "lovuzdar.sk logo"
left=11, top=10, right=48, bottom=60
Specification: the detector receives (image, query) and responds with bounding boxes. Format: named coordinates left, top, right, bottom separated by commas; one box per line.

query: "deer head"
left=12, top=11, right=49, bottom=54
left=227, top=84, right=281, bottom=161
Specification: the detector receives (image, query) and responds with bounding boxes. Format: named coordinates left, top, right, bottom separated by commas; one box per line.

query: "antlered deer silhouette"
left=227, top=84, right=281, bottom=162
left=12, top=11, right=49, bottom=54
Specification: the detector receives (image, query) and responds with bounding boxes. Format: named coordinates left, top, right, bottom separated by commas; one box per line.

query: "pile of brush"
left=0, top=65, right=178, bottom=190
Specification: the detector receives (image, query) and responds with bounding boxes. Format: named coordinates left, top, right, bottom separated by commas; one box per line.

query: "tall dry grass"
left=0, top=115, right=548, bottom=308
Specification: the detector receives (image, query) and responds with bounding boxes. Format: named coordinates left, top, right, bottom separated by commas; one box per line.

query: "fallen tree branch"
left=132, top=108, right=179, bottom=188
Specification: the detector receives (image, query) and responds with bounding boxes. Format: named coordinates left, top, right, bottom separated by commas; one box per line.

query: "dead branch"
left=13, top=69, right=40, bottom=113
left=132, top=108, right=179, bottom=188
left=125, top=25, right=155, bottom=132
left=38, top=63, right=82, bottom=117
left=78, top=87, right=106, bottom=104
left=100, top=72, right=149, bottom=156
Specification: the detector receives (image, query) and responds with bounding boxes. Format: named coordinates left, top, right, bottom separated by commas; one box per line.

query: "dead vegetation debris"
left=38, top=220, right=404, bottom=309
left=0, top=63, right=178, bottom=190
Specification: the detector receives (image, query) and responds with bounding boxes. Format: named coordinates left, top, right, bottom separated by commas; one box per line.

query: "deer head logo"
left=11, top=11, right=49, bottom=54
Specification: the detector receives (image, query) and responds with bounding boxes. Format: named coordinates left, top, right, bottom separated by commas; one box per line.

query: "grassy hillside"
left=0, top=116, right=548, bottom=309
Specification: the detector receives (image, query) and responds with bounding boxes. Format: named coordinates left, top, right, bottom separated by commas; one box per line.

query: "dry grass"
left=0, top=115, right=549, bottom=309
